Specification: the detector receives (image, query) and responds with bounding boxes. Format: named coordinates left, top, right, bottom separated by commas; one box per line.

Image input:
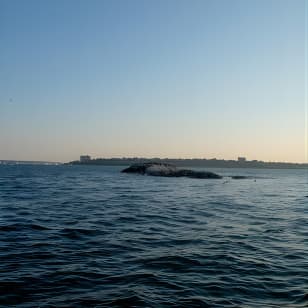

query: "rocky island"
left=121, top=162, right=222, bottom=179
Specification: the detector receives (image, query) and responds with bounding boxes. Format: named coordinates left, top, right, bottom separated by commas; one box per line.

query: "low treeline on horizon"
left=68, top=157, right=308, bottom=169
left=1, top=157, right=307, bottom=168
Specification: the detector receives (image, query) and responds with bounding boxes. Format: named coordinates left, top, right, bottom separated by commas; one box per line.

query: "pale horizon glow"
left=0, top=0, right=307, bottom=163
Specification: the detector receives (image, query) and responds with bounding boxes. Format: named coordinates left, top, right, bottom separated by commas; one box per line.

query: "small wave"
left=142, top=255, right=202, bottom=271
left=178, top=297, right=212, bottom=307
left=59, top=228, right=99, bottom=239
left=0, top=223, right=50, bottom=232
left=295, top=293, right=308, bottom=305
left=100, top=294, right=146, bottom=307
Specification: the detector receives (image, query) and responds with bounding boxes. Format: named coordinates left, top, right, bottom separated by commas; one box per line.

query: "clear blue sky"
left=0, top=0, right=307, bottom=162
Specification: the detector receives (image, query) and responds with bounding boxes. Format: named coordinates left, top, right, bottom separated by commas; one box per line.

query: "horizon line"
left=1, top=157, right=308, bottom=165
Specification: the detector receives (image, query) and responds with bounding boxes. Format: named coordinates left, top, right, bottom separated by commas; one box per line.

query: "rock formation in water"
left=121, top=162, right=222, bottom=179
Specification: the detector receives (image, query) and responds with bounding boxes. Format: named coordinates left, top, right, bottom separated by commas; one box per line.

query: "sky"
left=0, top=0, right=307, bottom=163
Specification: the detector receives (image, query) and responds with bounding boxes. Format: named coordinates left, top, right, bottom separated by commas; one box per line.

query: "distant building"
left=238, top=157, right=246, bottom=162
left=80, top=155, right=91, bottom=162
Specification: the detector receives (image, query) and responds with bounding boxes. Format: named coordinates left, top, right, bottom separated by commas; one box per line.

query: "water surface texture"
left=0, top=165, right=307, bottom=307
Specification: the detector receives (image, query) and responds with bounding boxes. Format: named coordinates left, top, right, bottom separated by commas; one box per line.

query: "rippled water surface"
left=0, top=165, right=307, bottom=307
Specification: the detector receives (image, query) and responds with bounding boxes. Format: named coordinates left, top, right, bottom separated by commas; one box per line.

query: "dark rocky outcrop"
left=122, top=162, right=222, bottom=179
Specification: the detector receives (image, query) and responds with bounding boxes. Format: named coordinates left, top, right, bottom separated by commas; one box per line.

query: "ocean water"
left=0, top=165, right=307, bottom=307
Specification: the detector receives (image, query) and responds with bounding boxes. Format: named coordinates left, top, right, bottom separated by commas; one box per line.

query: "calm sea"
left=0, top=165, right=307, bottom=307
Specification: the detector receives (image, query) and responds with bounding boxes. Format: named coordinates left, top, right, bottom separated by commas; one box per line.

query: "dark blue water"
left=0, top=165, right=307, bottom=307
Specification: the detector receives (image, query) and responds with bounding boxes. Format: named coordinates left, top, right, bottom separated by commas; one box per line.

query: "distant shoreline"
left=68, top=158, right=308, bottom=169
left=0, top=160, right=61, bottom=166
left=1, top=158, right=307, bottom=169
